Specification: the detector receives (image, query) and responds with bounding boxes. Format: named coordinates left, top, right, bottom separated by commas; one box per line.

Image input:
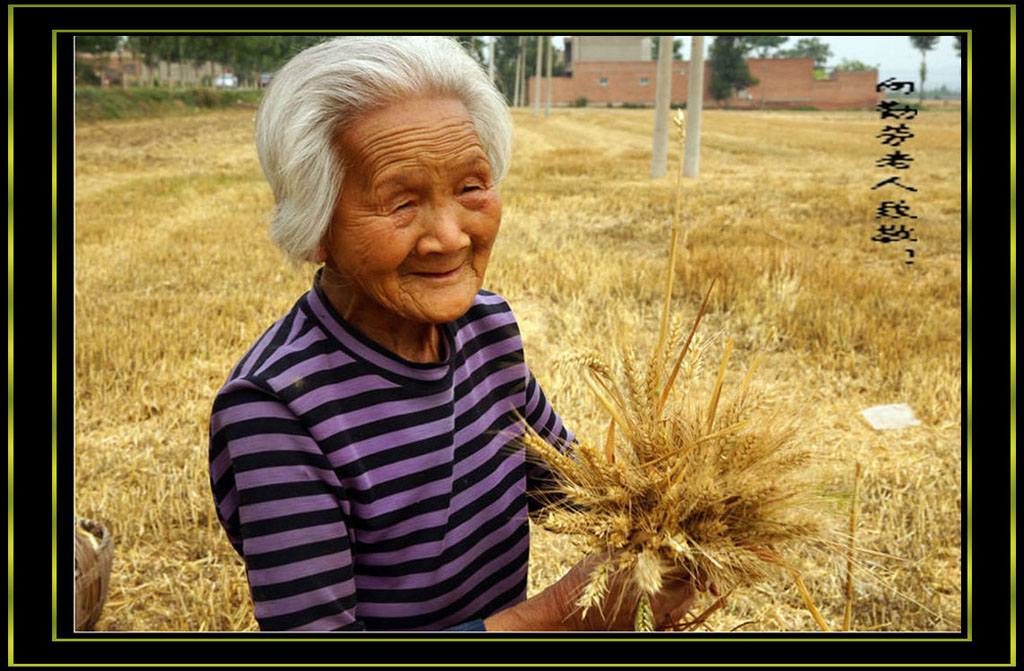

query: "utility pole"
left=488, top=36, right=495, bottom=83
left=533, top=35, right=542, bottom=116
left=545, top=35, right=552, bottom=117
left=519, top=39, right=527, bottom=107
left=651, top=36, right=674, bottom=178
left=513, top=36, right=522, bottom=107
left=684, top=36, right=705, bottom=179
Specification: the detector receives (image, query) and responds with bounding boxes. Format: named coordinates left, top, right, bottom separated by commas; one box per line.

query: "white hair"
left=254, top=36, right=513, bottom=263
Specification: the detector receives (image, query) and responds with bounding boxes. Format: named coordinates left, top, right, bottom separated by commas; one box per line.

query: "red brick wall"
left=745, top=58, right=815, bottom=106
left=811, top=70, right=885, bottom=110
left=526, top=57, right=884, bottom=110
left=527, top=61, right=690, bottom=106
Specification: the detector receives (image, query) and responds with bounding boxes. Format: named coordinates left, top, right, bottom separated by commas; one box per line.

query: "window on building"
left=639, top=77, right=649, bottom=86
left=599, top=77, right=608, bottom=86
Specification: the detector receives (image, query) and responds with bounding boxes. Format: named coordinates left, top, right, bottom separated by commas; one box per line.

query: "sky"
left=548, top=36, right=963, bottom=93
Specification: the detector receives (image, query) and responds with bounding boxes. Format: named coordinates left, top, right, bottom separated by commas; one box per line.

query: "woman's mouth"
left=411, top=261, right=465, bottom=281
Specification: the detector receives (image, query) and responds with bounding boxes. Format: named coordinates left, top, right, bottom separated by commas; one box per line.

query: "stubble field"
left=73, top=103, right=962, bottom=632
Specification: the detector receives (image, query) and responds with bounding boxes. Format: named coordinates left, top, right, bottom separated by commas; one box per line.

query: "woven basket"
left=75, top=518, right=113, bottom=631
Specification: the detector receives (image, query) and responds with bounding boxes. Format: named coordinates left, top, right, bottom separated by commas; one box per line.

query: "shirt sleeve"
left=444, top=618, right=487, bottom=631
left=209, top=379, right=364, bottom=631
left=520, top=366, right=575, bottom=514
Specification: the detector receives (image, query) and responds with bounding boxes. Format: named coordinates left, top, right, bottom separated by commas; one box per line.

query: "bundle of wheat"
left=520, top=111, right=836, bottom=632
left=75, top=518, right=114, bottom=631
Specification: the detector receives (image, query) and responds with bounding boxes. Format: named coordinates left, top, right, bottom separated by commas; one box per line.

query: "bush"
left=572, top=96, right=588, bottom=108
left=76, top=60, right=101, bottom=86
left=75, top=86, right=264, bottom=121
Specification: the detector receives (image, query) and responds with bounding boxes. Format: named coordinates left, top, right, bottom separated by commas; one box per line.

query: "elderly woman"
left=209, top=36, right=699, bottom=631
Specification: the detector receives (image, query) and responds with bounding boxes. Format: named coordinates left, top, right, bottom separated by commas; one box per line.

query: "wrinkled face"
left=320, top=96, right=502, bottom=328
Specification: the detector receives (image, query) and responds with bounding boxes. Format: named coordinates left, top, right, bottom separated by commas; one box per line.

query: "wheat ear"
left=653, top=110, right=687, bottom=391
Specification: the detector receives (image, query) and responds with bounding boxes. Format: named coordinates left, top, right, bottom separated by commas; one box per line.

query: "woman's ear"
left=311, top=246, right=328, bottom=264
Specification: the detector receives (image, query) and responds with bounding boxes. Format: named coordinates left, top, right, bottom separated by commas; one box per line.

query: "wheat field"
left=72, top=102, right=962, bottom=632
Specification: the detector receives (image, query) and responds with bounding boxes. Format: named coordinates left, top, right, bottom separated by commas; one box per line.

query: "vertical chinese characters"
left=872, top=78, right=920, bottom=264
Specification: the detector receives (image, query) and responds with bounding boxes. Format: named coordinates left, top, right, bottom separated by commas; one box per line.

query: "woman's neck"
left=318, top=268, right=444, bottom=364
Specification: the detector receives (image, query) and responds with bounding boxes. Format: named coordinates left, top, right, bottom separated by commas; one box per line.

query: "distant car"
left=260, top=72, right=273, bottom=87
left=215, top=73, right=238, bottom=89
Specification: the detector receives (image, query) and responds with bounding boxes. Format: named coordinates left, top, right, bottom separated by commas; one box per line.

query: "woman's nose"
left=416, top=202, right=471, bottom=255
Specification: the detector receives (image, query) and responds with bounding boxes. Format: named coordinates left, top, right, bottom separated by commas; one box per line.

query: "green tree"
left=742, top=35, right=788, bottom=58
left=453, top=35, right=487, bottom=64
left=181, top=35, right=213, bottom=86
left=650, top=36, right=684, bottom=60
left=75, top=35, right=120, bottom=55
left=154, top=35, right=184, bottom=87
left=909, top=35, right=940, bottom=105
left=776, top=37, right=833, bottom=68
left=489, top=35, right=563, bottom=105
left=708, top=36, right=758, bottom=103
left=124, top=36, right=161, bottom=86
left=490, top=35, right=523, bottom=103
left=75, top=36, right=121, bottom=85
left=837, top=58, right=876, bottom=71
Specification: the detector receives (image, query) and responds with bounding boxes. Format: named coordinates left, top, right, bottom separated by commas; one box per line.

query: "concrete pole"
left=684, top=36, right=705, bottom=179
left=533, top=35, right=542, bottom=116
left=519, top=40, right=527, bottom=107
left=488, top=37, right=495, bottom=83
left=513, top=36, right=522, bottom=107
left=651, top=36, right=674, bottom=178
left=545, top=35, right=552, bottom=117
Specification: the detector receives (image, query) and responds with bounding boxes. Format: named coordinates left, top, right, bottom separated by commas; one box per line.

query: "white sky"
left=546, top=35, right=962, bottom=92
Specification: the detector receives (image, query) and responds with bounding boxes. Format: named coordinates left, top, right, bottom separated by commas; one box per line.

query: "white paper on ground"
left=860, top=403, right=922, bottom=430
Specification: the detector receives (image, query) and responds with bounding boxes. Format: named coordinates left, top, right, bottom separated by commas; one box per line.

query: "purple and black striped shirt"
left=208, top=274, right=573, bottom=631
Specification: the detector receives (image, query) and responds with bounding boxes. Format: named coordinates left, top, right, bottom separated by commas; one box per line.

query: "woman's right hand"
left=483, top=553, right=712, bottom=631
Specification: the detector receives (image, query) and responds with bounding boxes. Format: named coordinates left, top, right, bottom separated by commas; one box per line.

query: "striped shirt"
left=208, top=273, right=573, bottom=631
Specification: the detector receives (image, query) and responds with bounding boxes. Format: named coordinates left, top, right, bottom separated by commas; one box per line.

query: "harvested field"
left=73, top=104, right=962, bottom=632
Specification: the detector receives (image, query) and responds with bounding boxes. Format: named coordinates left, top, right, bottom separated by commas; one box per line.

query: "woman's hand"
left=547, top=553, right=704, bottom=630
left=483, top=553, right=715, bottom=631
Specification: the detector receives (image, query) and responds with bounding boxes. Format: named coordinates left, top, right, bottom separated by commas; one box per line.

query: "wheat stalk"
left=520, top=108, right=837, bottom=632
left=843, top=462, right=862, bottom=631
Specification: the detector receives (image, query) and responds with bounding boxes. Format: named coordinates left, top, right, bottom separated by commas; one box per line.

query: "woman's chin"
left=412, top=288, right=480, bottom=324
left=402, top=273, right=482, bottom=324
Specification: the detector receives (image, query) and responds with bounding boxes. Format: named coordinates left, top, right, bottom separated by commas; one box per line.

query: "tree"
left=837, top=58, right=876, bottom=71
left=124, top=36, right=160, bottom=86
left=75, top=35, right=120, bottom=56
left=511, top=36, right=524, bottom=106
left=742, top=35, right=788, bottom=58
left=75, top=35, right=120, bottom=85
left=533, top=35, right=542, bottom=116
left=487, top=35, right=563, bottom=106
left=453, top=35, right=487, bottom=65
left=492, top=35, right=526, bottom=104
left=154, top=35, right=182, bottom=88
left=708, top=36, right=758, bottom=103
left=650, top=36, right=684, bottom=61
left=776, top=37, right=832, bottom=68
left=909, top=35, right=939, bottom=105
left=954, top=35, right=962, bottom=58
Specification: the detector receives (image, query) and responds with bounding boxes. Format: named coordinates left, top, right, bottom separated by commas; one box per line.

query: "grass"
left=72, top=105, right=962, bottom=632
left=75, top=86, right=264, bottom=121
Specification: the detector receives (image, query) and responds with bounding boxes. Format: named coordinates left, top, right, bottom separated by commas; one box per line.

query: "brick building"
left=527, top=36, right=884, bottom=110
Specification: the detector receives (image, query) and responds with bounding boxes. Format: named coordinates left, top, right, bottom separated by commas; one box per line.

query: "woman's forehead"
left=341, top=98, right=487, bottom=180
left=344, top=97, right=478, bottom=151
